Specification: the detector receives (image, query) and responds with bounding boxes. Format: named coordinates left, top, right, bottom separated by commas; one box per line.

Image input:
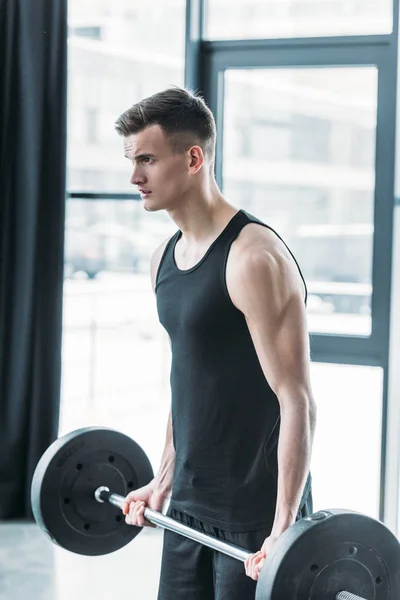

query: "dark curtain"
left=0, top=0, right=67, bottom=518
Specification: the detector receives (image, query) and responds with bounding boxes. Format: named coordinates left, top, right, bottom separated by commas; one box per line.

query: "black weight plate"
left=31, top=427, right=154, bottom=556
left=256, top=509, right=400, bottom=600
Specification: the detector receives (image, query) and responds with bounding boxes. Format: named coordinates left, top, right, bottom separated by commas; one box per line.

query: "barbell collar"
left=96, top=488, right=252, bottom=562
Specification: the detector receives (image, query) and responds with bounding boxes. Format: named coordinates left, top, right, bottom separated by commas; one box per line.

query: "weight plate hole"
left=376, top=576, right=383, bottom=585
left=115, top=515, right=122, bottom=522
left=83, top=523, right=90, bottom=531
left=108, top=456, right=115, bottom=463
left=63, top=498, right=70, bottom=505
left=127, top=481, right=134, bottom=489
left=349, top=547, right=358, bottom=556
left=310, top=564, right=319, bottom=573
left=76, top=463, right=83, bottom=470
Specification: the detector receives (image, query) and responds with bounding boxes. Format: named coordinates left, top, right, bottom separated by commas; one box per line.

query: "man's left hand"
left=244, top=533, right=281, bottom=581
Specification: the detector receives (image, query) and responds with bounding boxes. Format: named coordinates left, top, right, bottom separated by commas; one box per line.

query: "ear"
left=188, top=146, right=204, bottom=174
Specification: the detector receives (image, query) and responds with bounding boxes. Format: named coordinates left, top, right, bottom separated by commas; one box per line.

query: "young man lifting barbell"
left=115, top=87, right=316, bottom=600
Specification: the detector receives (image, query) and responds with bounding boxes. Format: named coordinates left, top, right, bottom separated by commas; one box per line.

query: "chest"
left=173, top=238, right=214, bottom=271
left=157, top=267, right=225, bottom=339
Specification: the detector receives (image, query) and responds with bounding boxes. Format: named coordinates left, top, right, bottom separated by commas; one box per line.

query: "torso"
left=152, top=209, right=311, bottom=531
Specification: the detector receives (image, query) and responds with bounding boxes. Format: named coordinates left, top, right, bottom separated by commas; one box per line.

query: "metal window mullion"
left=205, top=42, right=391, bottom=71
left=66, top=192, right=141, bottom=201
left=369, top=54, right=397, bottom=374
left=383, top=206, right=400, bottom=533
left=184, top=0, right=205, bottom=90
left=203, top=34, right=396, bottom=54
left=382, top=0, right=400, bottom=532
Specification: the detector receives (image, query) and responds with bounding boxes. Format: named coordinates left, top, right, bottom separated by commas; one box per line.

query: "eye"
left=142, top=157, right=154, bottom=164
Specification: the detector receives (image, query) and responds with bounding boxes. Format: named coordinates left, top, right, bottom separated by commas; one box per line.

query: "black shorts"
left=157, top=495, right=313, bottom=600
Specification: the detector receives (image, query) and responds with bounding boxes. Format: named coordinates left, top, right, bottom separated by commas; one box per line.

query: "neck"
left=167, top=181, right=237, bottom=242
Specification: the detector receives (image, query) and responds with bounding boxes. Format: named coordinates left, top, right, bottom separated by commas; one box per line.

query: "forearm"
left=272, top=395, right=316, bottom=533
left=153, top=410, right=175, bottom=494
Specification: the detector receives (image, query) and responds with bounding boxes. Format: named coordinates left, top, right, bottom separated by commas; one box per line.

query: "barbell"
left=31, top=427, right=400, bottom=600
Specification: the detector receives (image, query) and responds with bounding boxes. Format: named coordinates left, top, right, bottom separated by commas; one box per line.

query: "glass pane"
left=67, top=0, right=185, bottom=193
left=60, top=199, right=176, bottom=470
left=311, top=363, right=383, bottom=519
left=206, top=0, right=393, bottom=40
left=223, top=67, right=377, bottom=336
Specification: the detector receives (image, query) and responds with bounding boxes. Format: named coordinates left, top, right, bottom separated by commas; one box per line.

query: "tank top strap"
left=218, top=209, right=253, bottom=245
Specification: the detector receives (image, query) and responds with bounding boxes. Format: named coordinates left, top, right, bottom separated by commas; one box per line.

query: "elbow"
left=279, top=386, right=317, bottom=427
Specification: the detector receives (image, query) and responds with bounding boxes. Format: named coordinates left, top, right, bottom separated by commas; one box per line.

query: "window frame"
left=201, top=39, right=396, bottom=365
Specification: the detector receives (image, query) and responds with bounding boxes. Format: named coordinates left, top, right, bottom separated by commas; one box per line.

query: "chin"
left=143, top=202, right=162, bottom=213
left=143, top=197, right=168, bottom=213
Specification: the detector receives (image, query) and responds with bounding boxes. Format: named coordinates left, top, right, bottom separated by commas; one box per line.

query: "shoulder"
left=231, top=222, right=286, bottom=256
left=227, top=223, right=305, bottom=306
left=150, top=235, right=175, bottom=292
left=229, top=223, right=299, bottom=282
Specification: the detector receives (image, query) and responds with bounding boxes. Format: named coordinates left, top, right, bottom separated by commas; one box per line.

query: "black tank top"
left=156, top=209, right=311, bottom=531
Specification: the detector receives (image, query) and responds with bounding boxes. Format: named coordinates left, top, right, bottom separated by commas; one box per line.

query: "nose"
left=130, top=165, right=146, bottom=186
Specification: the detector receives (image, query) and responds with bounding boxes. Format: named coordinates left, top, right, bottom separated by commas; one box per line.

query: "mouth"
left=138, top=188, right=152, bottom=197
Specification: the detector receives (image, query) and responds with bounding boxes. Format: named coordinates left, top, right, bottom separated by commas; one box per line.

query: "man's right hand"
left=122, top=482, right=167, bottom=527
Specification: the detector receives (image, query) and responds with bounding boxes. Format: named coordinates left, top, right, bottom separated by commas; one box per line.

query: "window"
left=67, top=0, right=186, bottom=193
left=223, top=67, right=378, bottom=335
left=60, top=200, right=176, bottom=469
left=206, top=0, right=393, bottom=40
left=310, top=362, right=383, bottom=519
left=62, top=0, right=186, bottom=454
left=86, top=107, right=98, bottom=144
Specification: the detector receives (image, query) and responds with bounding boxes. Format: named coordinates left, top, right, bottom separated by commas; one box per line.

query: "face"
left=124, top=124, right=203, bottom=212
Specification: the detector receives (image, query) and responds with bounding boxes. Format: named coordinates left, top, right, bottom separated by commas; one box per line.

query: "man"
left=115, top=87, right=317, bottom=599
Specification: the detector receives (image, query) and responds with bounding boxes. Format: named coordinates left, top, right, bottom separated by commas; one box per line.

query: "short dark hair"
left=115, top=87, right=216, bottom=160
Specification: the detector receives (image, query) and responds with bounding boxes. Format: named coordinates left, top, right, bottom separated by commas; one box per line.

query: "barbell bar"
left=31, top=427, right=400, bottom=600
left=94, top=486, right=367, bottom=600
left=95, top=486, right=250, bottom=562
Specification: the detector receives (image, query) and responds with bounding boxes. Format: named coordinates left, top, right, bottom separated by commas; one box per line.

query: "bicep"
left=227, top=248, right=312, bottom=400
left=245, top=293, right=311, bottom=400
